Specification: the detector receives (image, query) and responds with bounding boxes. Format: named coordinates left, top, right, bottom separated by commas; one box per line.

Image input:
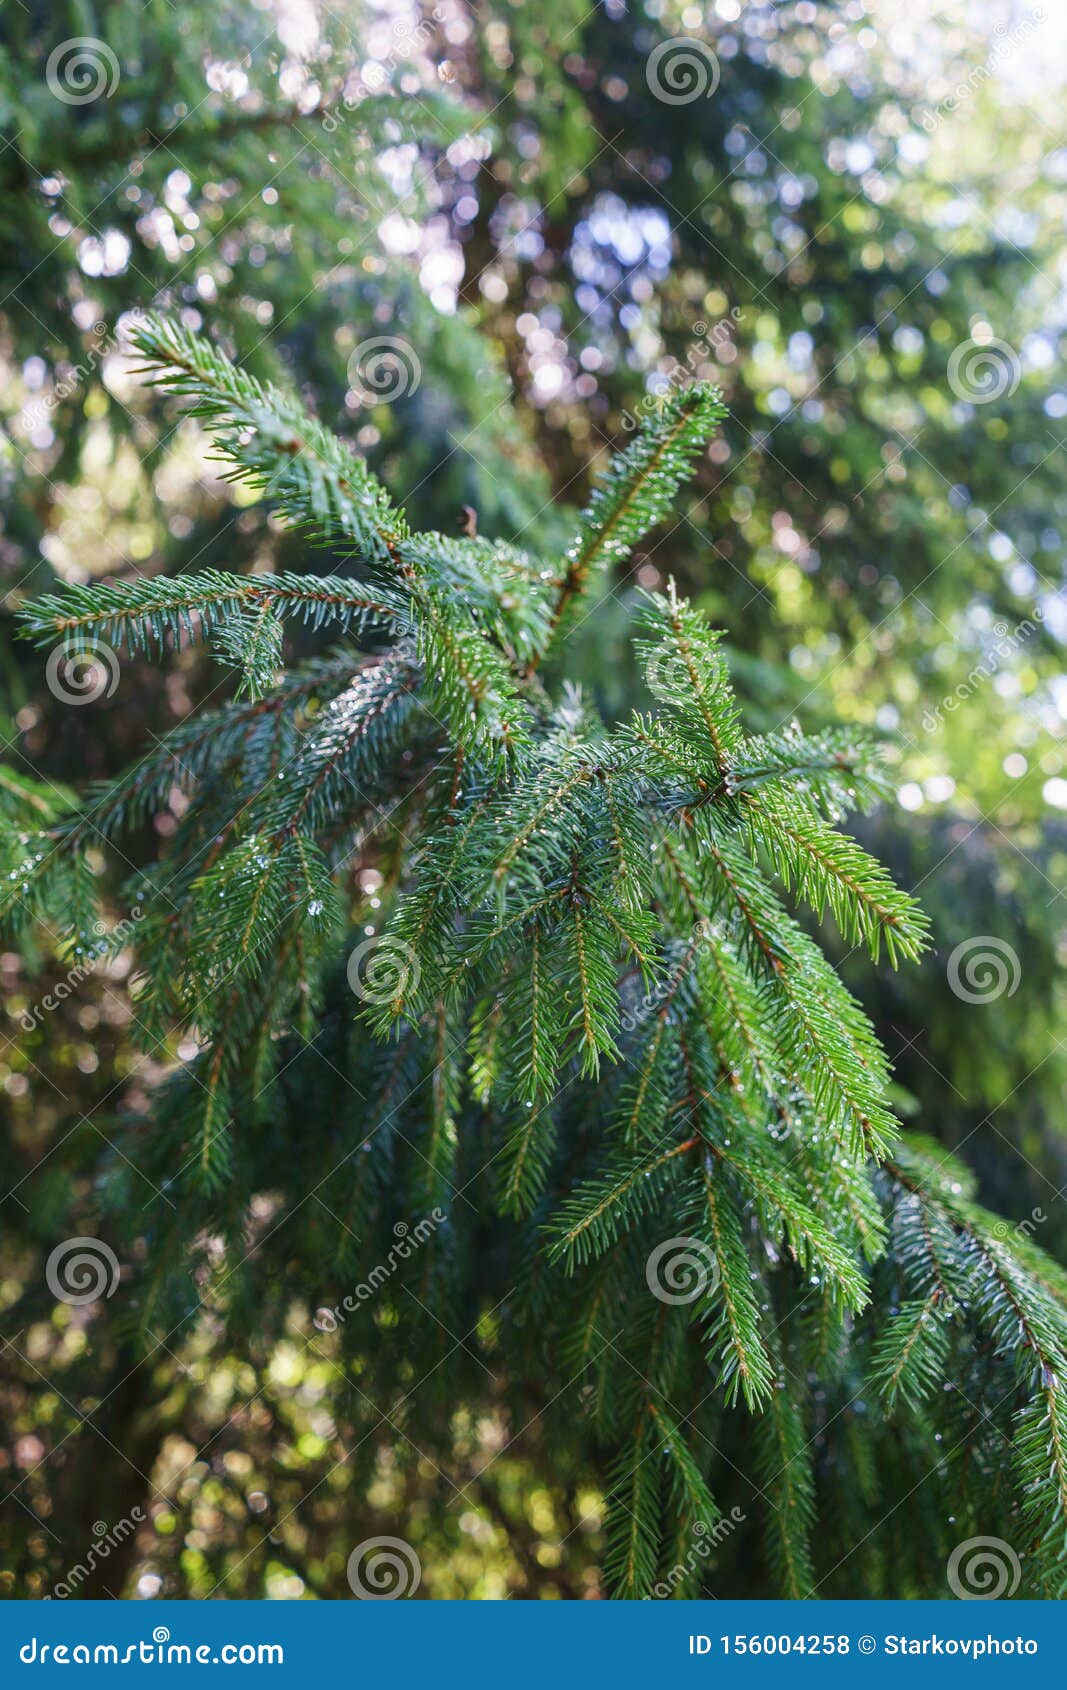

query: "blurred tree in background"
left=0, top=0, right=1064, bottom=1599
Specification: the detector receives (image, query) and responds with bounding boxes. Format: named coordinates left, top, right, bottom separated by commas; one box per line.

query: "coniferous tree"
left=6, top=316, right=1067, bottom=1598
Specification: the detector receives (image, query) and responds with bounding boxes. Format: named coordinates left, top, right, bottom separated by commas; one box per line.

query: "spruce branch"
left=528, top=385, right=727, bottom=671
left=14, top=314, right=1061, bottom=1600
